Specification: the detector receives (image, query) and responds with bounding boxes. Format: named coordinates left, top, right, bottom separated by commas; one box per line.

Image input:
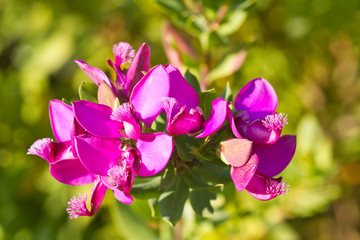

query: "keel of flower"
left=265, top=178, right=290, bottom=197
left=66, top=193, right=91, bottom=219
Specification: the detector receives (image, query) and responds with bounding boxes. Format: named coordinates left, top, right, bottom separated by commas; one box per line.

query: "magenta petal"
left=74, top=134, right=122, bottom=176
left=244, top=120, right=280, bottom=145
left=89, top=177, right=108, bottom=214
left=113, top=188, right=134, bottom=204
left=234, top=78, right=278, bottom=120
left=49, top=100, right=73, bottom=142
left=135, top=133, right=173, bottom=177
left=130, top=65, right=170, bottom=127
left=27, top=138, right=53, bottom=163
left=245, top=173, right=277, bottom=200
left=196, top=98, right=229, bottom=138
left=168, top=107, right=204, bottom=135
left=75, top=60, right=116, bottom=93
left=111, top=103, right=141, bottom=140
left=253, top=135, right=296, bottom=177
left=166, top=64, right=199, bottom=110
left=50, top=141, right=75, bottom=163
left=230, top=154, right=258, bottom=192
left=72, top=100, right=123, bottom=138
left=227, top=106, right=243, bottom=139
left=50, top=158, right=96, bottom=185
left=124, top=43, right=151, bottom=97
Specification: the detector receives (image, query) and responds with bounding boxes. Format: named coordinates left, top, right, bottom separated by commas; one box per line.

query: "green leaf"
left=208, top=49, right=247, bottom=82
left=153, top=111, right=167, bottom=132
left=159, top=177, right=189, bottom=226
left=183, top=170, right=214, bottom=189
left=156, top=0, right=187, bottom=15
left=190, top=189, right=216, bottom=216
left=131, top=176, right=162, bottom=199
left=160, top=165, right=176, bottom=189
left=78, top=81, right=98, bottom=103
left=174, top=137, right=194, bottom=162
left=184, top=69, right=201, bottom=93
left=199, top=88, right=217, bottom=119
left=220, top=81, right=233, bottom=102
left=218, top=8, right=247, bottom=36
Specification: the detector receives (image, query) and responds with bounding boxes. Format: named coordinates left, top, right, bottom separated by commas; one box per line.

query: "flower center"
left=107, top=165, right=129, bottom=188
left=66, top=193, right=91, bottom=219
left=262, top=113, right=288, bottom=130
left=265, top=178, right=290, bottom=197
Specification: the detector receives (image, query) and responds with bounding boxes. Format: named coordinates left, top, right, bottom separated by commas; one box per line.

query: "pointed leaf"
left=189, top=189, right=216, bottom=216
left=184, top=69, right=201, bottom=93
left=220, top=81, right=233, bottom=102
left=159, top=177, right=189, bottom=226
left=198, top=88, right=217, bottom=119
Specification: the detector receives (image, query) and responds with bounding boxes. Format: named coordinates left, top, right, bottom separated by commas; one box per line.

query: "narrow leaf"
left=198, top=88, right=217, bottom=119
left=190, top=189, right=216, bottom=216
left=220, top=81, right=233, bottom=102
left=130, top=176, right=162, bottom=199
left=159, top=177, right=189, bottom=226
left=184, top=69, right=201, bottom=93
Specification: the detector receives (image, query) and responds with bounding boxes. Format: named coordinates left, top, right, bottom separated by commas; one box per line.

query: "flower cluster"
left=28, top=42, right=296, bottom=220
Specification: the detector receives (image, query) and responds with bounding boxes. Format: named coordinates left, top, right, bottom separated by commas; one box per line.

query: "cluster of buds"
left=28, top=42, right=296, bottom=220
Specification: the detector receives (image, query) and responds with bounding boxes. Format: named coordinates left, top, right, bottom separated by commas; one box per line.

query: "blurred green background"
left=1, top=0, right=359, bottom=239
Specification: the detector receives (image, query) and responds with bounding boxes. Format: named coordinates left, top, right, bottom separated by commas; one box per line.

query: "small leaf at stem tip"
left=198, top=89, right=217, bottom=119
left=220, top=81, right=233, bottom=102
left=78, top=81, right=98, bottom=103
left=184, top=69, right=201, bottom=93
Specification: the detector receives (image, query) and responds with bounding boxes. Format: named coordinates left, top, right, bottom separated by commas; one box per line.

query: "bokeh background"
left=1, top=0, right=359, bottom=239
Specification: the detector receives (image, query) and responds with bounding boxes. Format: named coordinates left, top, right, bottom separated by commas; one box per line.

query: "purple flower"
left=28, top=100, right=95, bottom=186
left=162, top=65, right=231, bottom=137
left=75, top=42, right=150, bottom=101
left=71, top=64, right=174, bottom=204
left=232, top=78, right=288, bottom=145
left=221, top=135, right=296, bottom=200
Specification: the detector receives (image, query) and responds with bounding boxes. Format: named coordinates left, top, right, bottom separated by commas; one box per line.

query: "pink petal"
left=220, top=138, right=253, bottom=167
left=230, top=154, right=258, bottom=191
left=234, top=78, right=278, bottom=120
left=253, top=135, right=296, bottom=177
left=227, top=106, right=243, bottom=139
left=167, top=106, right=204, bottom=135
left=166, top=64, right=199, bottom=110
left=124, top=43, right=150, bottom=97
left=49, top=100, right=73, bottom=142
left=27, top=138, right=53, bottom=163
left=244, top=120, right=280, bottom=145
left=75, top=60, right=116, bottom=93
left=135, top=133, right=173, bottom=177
left=196, top=98, right=229, bottom=138
left=89, top=177, right=108, bottom=214
left=48, top=141, right=95, bottom=185
left=72, top=100, right=123, bottom=138
left=111, top=103, right=141, bottom=140
left=50, top=158, right=96, bottom=185
left=130, top=65, right=170, bottom=127
left=74, top=134, right=122, bottom=176
left=245, top=173, right=288, bottom=201
left=113, top=188, right=134, bottom=204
